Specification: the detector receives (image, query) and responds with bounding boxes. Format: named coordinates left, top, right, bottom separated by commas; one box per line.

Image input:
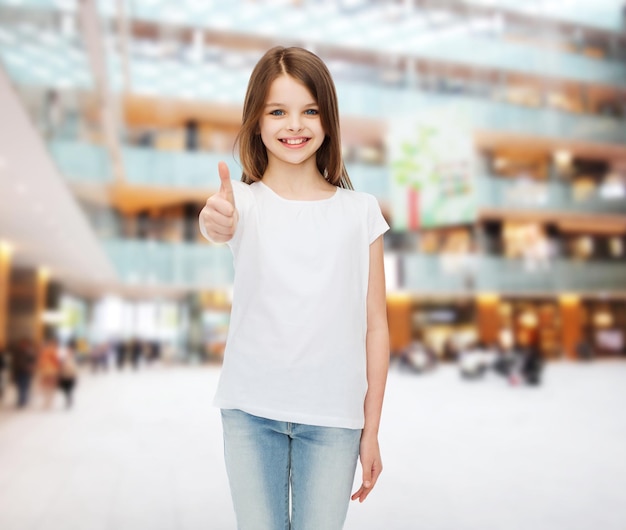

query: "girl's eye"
left=304, top=109, right=319, bottom=115
left=269, top=109, right=285, bottom=116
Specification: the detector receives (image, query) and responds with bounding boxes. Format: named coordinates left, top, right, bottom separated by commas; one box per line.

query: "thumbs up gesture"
left=200, top=161, right=238, bottom=243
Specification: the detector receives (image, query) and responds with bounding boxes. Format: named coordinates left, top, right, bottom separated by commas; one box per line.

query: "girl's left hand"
left=351, top=432, right=383, bottom=503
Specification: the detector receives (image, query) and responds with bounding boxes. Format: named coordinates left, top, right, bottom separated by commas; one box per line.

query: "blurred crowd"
left=0, top=337, right=78, bottom=410
left=1, top=331, right=600, bottom=410
left=395, top=336, right=545, bottom=387
left=0, top=337, right=166, bottom=410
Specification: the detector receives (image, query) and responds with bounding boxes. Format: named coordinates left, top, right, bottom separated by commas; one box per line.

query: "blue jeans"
left=221, top=409, right=361, bottom=530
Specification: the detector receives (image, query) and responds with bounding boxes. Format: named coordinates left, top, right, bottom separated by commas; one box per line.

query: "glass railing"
left=102, top=239, right=234, bottom=288
left=49, top=139, right=392, bottom=198
left=102, top=244, right=626, bottom=293
left=402, top=254, right=626, bottom=293
left=402, top=37, right=625, bottom=87
left=475, top=256, right=626, bottom=292
left=49, top=140, right=111, bottom=182
left=3, top=28, right=625, bottom=149
left=96, top=1, right=626, bottom=87
left=2, top=20, right=625, bottom=123
left=402, top=254, right=474, bottom=293
left=336, top=85, right=626, bottom=145
left=50, top=139, right=626, bottom=213
left=474, top=99, right=626, bottom=144
left=475, top=175, right=626, bottom=215
left=3, top=0, right=623, bottom=39
left=40, top=88, right=626, bottom=160
left=460, top=0, right=626, bottom=33
left=122, top=146, right=227, bottom=188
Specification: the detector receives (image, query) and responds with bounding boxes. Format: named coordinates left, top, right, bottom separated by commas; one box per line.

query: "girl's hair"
left=235, top=46, right=353, bottom=190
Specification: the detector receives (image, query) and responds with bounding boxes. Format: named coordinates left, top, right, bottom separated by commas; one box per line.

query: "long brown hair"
left=235, top=46, right=353, bottom=189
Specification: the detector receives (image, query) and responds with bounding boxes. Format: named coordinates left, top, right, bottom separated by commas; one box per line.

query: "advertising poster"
left=389, top=103, right=477, bottom=230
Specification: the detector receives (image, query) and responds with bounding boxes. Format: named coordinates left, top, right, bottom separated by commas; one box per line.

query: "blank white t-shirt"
left=202, top=180, right=389, bottom=429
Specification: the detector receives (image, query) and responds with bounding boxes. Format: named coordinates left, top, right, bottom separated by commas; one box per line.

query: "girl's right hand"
left=200, top=162, right=238, bottom=243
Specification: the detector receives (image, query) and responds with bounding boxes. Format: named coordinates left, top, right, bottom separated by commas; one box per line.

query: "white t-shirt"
left=201, top=180, right=389, bottom=429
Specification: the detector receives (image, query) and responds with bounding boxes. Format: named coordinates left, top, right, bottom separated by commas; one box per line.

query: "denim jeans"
left=221, top=408, right=361, bottom=530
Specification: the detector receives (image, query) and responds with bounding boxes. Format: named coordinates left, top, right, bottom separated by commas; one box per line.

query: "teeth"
left=283, top=138, right=306, bottom=145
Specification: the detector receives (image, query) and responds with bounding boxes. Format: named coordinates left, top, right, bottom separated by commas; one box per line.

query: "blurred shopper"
left=75, top=336, right=91, bottom=365
left=11, top=338, right=37, bottom=408
left=58, top=342, right=79, bottom=409
left=114, top=339, right=128, bottom=370
left=38, top=337, right=60, bottom=409
left=493, top=343, right=519, bottom=379
left=199, top=47, right=390, bottom=529
left=184, top=119, right=199, bottom=151
left=400, top=339, right=438, bottom=374
left=459, top=341, right=496, bottom=380
left=499, top=342, right=544, bottom=387
left=0, top=342, right=7, bottom=403
left=576, top=338, right=594, bottom=361
left=90, top=341, right=110, bottom=373
left=442, top=335, right=460, bottom=362
left=42, top=89, right=65, bottom=139
left=130, top=338, right=143, bottom=370
left=146, top=340, right=161, bottom=365
left=519, top=345, right=543, bottom=386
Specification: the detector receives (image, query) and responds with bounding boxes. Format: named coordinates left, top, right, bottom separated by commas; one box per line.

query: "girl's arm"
left=352, top=234, right=389, bottom=503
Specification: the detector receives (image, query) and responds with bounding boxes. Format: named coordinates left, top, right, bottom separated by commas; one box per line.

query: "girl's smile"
left=279, top=136, right=311, bottom=147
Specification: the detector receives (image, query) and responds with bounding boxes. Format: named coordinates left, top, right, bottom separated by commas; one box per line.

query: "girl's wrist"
left=361, top=426, right=379, bottom=439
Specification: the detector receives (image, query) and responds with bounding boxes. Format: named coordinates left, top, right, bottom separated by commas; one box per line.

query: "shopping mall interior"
left=2, top=0, right=626, bottom=362
left=0, top=1, right=626, bottom=529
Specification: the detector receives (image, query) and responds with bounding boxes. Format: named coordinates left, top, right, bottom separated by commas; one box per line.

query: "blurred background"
left=1, top=0, right=626, bottom=363
left=0, top=1, right=625, bottom=529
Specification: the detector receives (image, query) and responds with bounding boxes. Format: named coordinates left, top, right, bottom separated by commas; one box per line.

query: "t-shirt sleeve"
left=366, top=193, right=390, bottom=244
left=226, top=180, right=253, bottom=254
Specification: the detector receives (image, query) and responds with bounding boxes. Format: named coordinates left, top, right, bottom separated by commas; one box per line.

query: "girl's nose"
left=287, top=116, right=303, bottom=132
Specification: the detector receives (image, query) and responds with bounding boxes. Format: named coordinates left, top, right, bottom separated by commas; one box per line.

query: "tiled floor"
left=0, top=359, right=624, bottom=530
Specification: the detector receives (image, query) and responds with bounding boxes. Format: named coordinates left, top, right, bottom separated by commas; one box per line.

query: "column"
left=0, top=241, right=12, bottom=347
left=387, top=293, right=412, bottom=356
left=476, top=294, right=500, bottom=346
left=35, top=267, right=50, bottom=345
left=559, top=295, right=582, bottom=360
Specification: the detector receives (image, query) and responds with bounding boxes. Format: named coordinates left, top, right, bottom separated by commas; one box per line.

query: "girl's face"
left=259, top=74, right=325, bottom=173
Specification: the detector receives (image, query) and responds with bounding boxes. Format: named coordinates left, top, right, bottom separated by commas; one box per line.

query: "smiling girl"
left=199, top=46, right=390, bottom=530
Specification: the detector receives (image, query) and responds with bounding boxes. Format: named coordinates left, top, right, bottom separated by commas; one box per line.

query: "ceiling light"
left=38, top=266, right=51, bottom=280
left=0, top=240, right=14, bottom=257
left=559, top=294, right=579, bottom=305
left=553, top=149, right=572, bottom=167
left=54, top=0, right=77, bottom=11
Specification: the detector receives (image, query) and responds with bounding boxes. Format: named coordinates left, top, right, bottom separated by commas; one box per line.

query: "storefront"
left=410, top=298, right=477, bottom=360
left=581, top=299, right=626, bottom=357
left=498, top=298, right=561, bottom=358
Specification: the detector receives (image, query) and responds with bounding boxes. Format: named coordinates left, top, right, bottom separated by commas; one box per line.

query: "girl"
left=199, top=46, right=389, bottom=530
